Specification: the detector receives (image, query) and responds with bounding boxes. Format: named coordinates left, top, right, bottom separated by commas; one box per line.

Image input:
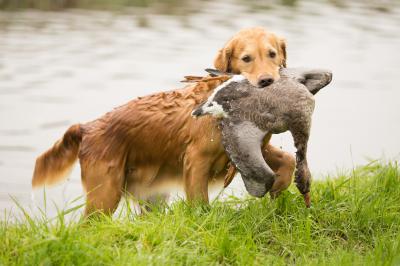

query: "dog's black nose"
left=258, top=76, right=274, bottom=87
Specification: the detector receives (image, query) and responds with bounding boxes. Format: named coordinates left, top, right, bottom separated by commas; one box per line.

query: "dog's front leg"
left=183, top=146, right=212, bottom=203
left=263, top=143, right=296, bottom=198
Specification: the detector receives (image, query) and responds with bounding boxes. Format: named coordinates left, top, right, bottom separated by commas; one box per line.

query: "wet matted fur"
left=32, top=27, right=295, bottom=216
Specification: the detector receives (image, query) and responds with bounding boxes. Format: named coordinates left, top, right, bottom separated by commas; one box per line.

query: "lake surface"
left=1, top=0, right=399, bottom=217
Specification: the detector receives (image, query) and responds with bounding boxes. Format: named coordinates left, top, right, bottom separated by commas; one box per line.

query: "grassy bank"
left=1, top=161, right=400, bottom=265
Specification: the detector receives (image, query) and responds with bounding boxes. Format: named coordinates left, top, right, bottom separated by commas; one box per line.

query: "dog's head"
left=214, top=27, right=287, bottom=88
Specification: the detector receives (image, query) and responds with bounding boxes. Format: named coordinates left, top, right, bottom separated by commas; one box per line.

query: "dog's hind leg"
left=81, top=160, right=125, bottom=217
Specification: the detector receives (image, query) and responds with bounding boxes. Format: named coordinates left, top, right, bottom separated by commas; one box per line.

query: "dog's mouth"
left=247, top=73, right=280, bottom=88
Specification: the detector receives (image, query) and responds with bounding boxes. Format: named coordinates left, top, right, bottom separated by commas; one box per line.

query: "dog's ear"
left=278, top=37, right=287, bottom=68
left=214, top=39, right=235, bottom=73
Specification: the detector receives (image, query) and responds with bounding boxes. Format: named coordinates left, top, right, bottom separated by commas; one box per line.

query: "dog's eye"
left=268, top=50, right=276, bottom=58
left=241, top=55, right=252, bottom=63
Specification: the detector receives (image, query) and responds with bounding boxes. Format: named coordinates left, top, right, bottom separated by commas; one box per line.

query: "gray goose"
left=192, top=68, right=332, bottom=207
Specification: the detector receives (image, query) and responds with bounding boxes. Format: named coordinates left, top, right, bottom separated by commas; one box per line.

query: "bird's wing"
left=220, top=119, right=275, bottom=197
left=302, top=69, right=332, bottom=95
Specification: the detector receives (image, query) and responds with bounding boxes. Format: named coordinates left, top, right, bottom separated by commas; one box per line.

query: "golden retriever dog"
left=32, top=27, right=295, bottom=216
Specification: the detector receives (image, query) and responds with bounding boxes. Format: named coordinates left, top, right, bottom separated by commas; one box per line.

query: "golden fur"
left=32, top=27, right=295, bottom=216
left=214, top=27, right=286, bottom=86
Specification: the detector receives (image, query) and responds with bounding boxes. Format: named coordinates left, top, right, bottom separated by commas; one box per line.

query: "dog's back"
left=32, top=78, right=232, bottom=215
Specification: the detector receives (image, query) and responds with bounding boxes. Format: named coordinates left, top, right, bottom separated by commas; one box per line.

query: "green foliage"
left=1, top=161, right=400, bottom=265
left=0, top=0, right=189, bottom=11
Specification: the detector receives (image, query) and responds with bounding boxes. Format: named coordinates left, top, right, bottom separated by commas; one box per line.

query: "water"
left=1, top=0, right=399, bottom=216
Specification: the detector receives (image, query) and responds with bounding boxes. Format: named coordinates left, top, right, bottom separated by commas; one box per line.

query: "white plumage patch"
left=199, top=74, right=245, bottom=118
left=201, top=101, right=227, bottom=117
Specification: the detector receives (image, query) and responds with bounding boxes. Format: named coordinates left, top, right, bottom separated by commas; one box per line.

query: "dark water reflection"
left=0, top=0, right=399, bottom=216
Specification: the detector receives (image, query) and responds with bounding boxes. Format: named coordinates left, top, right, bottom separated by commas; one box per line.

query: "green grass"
left=1, top=161, right=400, bottom=265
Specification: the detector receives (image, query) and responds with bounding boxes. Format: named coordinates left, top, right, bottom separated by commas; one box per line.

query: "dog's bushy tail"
left=32, top=124, right=82, bottom=188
